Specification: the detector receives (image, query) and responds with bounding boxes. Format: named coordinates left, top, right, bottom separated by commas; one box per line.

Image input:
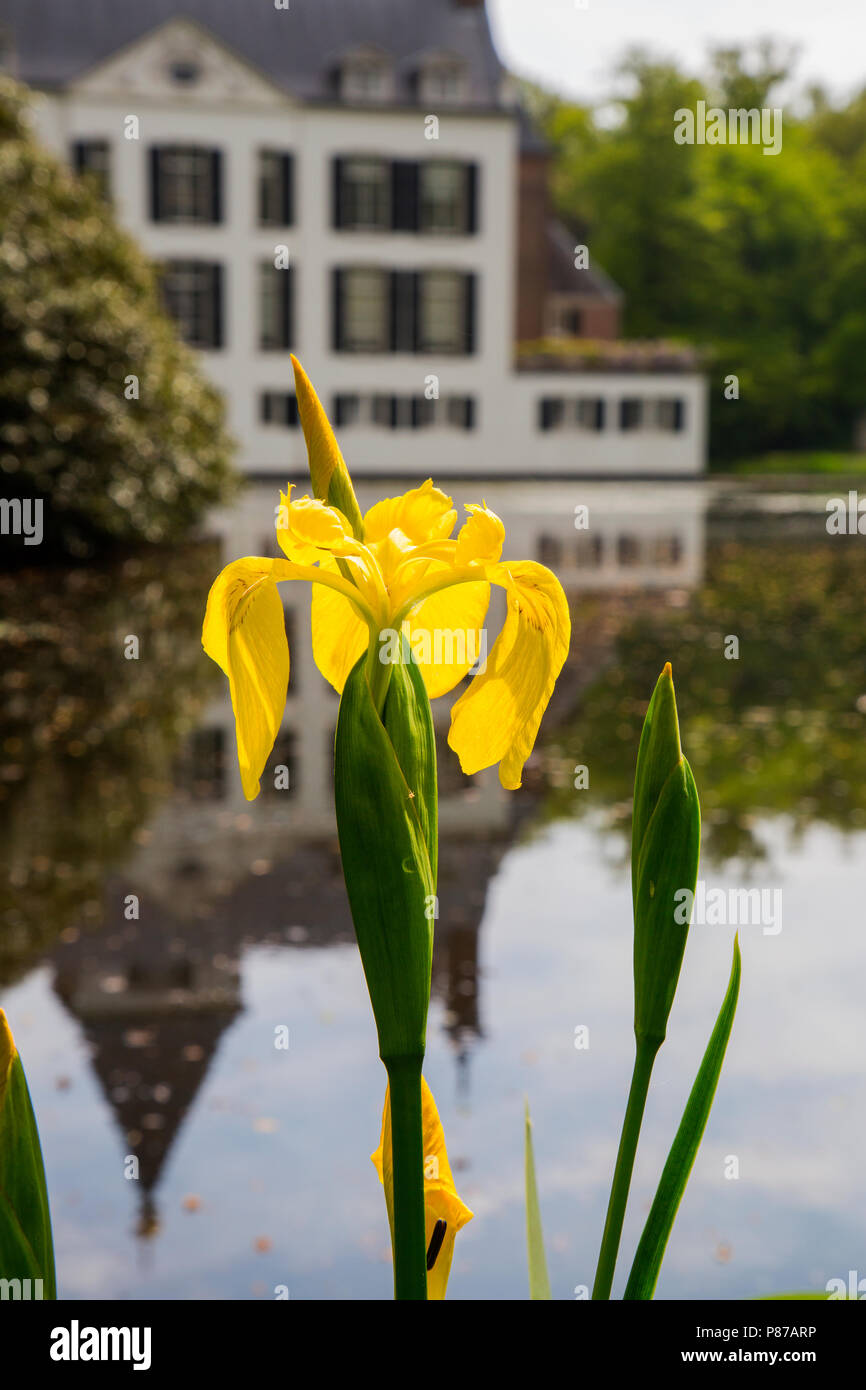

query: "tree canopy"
left=523, top=43, right=866, bottom=461
left=0, top=78, right=237, bottom=558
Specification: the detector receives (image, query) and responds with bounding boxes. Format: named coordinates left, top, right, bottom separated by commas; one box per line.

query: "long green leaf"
left=0, top=1010, right=56, bottom=1298
left=334, top=645, right=435, bottom=1063
left=525, top=1101, right=552, bottom=1300
left=624, top=937, right=741, bottom=1300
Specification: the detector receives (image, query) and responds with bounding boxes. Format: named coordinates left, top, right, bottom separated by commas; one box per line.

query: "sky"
left=488, top=0, right=863, bottom=105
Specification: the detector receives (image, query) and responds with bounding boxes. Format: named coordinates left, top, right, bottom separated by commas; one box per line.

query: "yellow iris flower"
left=202, top=358, right=571, bottom=799
left=371, top=1076, right=473, bottom=1300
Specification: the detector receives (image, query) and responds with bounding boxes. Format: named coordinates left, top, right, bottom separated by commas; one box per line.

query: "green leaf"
left=0, top=1010, right=56, bottom=1298
left=633, top=754, right=701, bottom=1046
left=624, top=936, right=741, bottom=1300
left=381, top=641, right=437, bottom=885
left=631, top=662, right=682, bottom=902
left=334, top=645, right=436, bottom=1062
left=524, top=1101, right=552, bottom=1300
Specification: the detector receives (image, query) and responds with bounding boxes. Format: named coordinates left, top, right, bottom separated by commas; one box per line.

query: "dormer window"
left=340, top=49, right=393, bottom=104
left=418, top=57, right=468, bottom=106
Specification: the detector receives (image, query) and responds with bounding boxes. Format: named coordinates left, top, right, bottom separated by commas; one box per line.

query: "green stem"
left=592, top=1038, right=660, bottom=1300
left=366, top=637, right=393, bottom=717
left=384, top=1054, right=428, bottom=1300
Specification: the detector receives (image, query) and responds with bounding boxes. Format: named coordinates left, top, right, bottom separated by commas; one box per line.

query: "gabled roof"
left=548, top=220, right=623, bottom=300
left=0, top=0, right=506, bottom=106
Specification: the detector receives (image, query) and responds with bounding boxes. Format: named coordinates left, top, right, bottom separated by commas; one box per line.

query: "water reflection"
left=3, top=479, right=862, bottom=1297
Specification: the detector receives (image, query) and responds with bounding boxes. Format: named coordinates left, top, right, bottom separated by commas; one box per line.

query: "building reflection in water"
left=33, top=480, right=706, bottom=1237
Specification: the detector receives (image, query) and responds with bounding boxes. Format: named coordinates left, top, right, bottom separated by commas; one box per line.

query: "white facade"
left=25, top=16, right=706, bottom=481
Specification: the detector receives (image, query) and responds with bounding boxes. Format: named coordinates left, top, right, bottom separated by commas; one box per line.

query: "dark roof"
left=0, top=0, right=506, bottom=105
left=547, top=219, right=623, bottom=299
left=517, top=104, right=550, bottom=155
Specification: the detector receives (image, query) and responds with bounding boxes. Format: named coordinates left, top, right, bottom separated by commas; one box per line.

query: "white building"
left=2, top=0, right=706, bottom=480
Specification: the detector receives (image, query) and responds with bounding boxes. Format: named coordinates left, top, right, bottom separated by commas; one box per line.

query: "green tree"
left=528, top=43, right=866, bottom=461
left=0, top=79, right=237, bottom=559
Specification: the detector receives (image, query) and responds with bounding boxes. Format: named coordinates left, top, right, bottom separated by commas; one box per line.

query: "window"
left=175, top=728, right=225, bottom=801
left=655, top=399, right=685, bottom=431
left=334, top=394, right=361, bottom=427
left=258, top=151, right=294, bottom=227
left=334, top=157, right=390, bottom=230
left=335, top=268, right=390, bottom=352
left=334, top=158, right=477, bottom=234
left=619, top=398, right=643, bottom=430
left=150, top=146, right=222, bottom=223
left=261, top=392, right=299, bottom=427
left=341, top=58, right=392, bottom=104
left=539, top=398, right=565, bottom=431
left=259, top=262, right=293, bottom=351
left=373, top=395, right=397, bottom=428
left=617, top=535, right=641, bottom=566
left=538, top=535, right=563, bottom=567
left=447, top=396, right=475, bottom=430
left=71, top=140, right=111, bottom=199
left=334, top=270, right=474, bottom=354
left=418, top=270, right=472, bottom=354
left=576, top=535, right=604, bottom=568
left=651, top=536, right=683, bottom=566
left=170, top=61, right=200, bottom=85
left=576, top=398, right=605, bottom=431
left=160, top=261, right=223, bottom=349
left=420, top=62, right=467, bottom=106
left=419, top=162, right=470, bottom=235
left=560, top=307, right=583, bottom=336
left=331, top=393, right=475, bottom=429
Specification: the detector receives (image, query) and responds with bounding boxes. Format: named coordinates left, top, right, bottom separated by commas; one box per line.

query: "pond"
left=1, top=477, right=864, bottom=1300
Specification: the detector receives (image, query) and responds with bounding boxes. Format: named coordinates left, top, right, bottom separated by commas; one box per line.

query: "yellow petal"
left=310, top=556, right=370, bottom=694
left=455, top=503, right=505, bottom=566
left=202, top=557, right=289, bottom=801
left=276, top=488, right=355, bottom=563
left=364, top=479, right=457, bottom=547
left=372, top=1076, right=474, bottom=1300
left=0, top=1009, right=16, bottom=1114
left=404, top=572, right=490, bottom=700
left=448, top=561, right=571, bottom=789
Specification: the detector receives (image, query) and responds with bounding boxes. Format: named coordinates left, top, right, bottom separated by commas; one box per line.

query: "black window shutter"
left=149, top=148, right=162, bottom=221
left=262, top=392, right=272, bottom=423
left=283, top=154, right=294, bottom=226
left=392, top=161, right=419, bottom=232
left=72, top=140, right=86, bottom=174
left=411, top=397, right=422, bottom=429
left=212, top=264, right=224, bottom=349
left=540, top=399, right=557, bottom=432
left=390, top=271, right=416, bottom=352
left=466, top=163, right=479, bottom=234
left=333, top=158, right=345, bottom=229
left=288, top=394, right=299, bottom=427
left=282, top=266, right=293, bottom=350
left=465, top=398, right=476, bottom=430
left=390, top=396, right=399, bottom=430
left=674, top=400, right=684, bottom=431
left=332, top=269, right=344, bottom=350
left=211, top=151, right=223, bottom=223
left=463, top=272, right=477, bottom=354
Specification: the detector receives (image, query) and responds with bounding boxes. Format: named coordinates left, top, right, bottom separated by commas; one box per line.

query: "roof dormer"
left=338, top=45, right=394, bottom=105
left=415, top=51, right=469, bottom=107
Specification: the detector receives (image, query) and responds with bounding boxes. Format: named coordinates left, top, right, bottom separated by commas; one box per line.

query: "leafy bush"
left=0, top=78, right=238, bottom=558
